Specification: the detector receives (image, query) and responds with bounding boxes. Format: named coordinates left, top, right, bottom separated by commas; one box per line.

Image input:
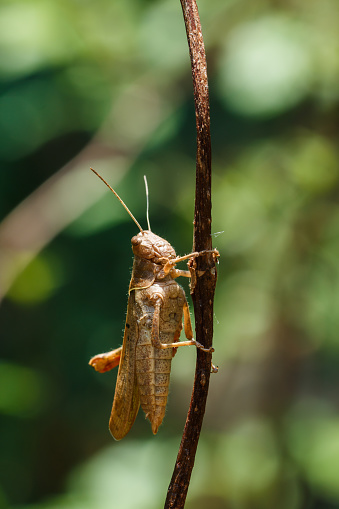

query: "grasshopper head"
left=131, top=230, right=176, bottom=264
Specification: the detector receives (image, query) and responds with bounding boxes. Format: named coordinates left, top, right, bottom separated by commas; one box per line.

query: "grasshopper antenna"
left=143, top=175, right=151, bottom=231
left=90, top=168, right=143, bottom=232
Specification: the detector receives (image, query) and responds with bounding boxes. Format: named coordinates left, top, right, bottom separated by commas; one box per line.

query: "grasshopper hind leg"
left=89, top=346, right=122, bottom=372
left=150, top=294, right=214, bottom=353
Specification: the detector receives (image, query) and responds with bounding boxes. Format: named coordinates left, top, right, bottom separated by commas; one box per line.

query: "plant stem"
left=164, top=1, right=217, bottom=508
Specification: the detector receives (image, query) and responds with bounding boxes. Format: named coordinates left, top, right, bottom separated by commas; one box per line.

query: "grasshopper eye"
left=131, top=235, right=153, bottom=259
left=131, top=236, right=141, bottom=246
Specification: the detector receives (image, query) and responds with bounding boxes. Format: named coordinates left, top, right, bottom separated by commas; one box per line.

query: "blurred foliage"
left=1, top=0, right=339, bottom=508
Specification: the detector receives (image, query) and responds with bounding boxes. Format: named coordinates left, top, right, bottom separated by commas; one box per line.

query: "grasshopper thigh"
left=182, top=296, right=194, bottom=341
left=150, top=292, right=196, bottom=350
left=150, top=296, right=164, bottom=349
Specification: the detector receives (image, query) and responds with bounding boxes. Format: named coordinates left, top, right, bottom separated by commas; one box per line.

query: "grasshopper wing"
left=109, top=292, right=140, bottom=440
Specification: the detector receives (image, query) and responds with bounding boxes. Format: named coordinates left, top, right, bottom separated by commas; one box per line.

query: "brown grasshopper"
left=89, top=169, right=218, bottom=440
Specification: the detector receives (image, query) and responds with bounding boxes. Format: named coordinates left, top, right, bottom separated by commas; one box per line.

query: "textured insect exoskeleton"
left=89, top=169, right=216, bottom=440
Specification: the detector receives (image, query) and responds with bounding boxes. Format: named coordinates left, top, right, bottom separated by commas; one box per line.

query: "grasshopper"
left=89, top=169, right=217, bottom=440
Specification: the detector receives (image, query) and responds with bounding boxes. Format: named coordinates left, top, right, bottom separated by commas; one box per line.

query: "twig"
left=164, top=1, right=217, bottom=508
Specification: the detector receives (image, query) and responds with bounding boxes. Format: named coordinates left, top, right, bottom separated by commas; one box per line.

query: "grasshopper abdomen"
left=135, top=280, right=185, bottom=434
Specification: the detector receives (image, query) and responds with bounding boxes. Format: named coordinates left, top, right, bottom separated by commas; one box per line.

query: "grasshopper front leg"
left=159, top=249, right=220, bottom=279
left=150, top=294, right=213, bottom=353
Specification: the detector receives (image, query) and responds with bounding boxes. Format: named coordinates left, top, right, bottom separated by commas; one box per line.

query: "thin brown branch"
left=165, top=1, right=217, bottom=508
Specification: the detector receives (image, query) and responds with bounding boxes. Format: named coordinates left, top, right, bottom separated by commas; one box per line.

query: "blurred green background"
left=1, top=0, right=339, bottom=508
